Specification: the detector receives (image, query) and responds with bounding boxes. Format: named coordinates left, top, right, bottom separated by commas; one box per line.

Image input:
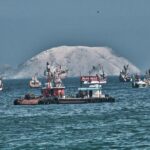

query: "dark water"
left=0, top=77, right=150, bottom=150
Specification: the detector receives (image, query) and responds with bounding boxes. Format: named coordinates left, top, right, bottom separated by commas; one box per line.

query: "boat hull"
left=132, top=81, right=147, bottom=88
left=119, top=75, right=131, bottom=82
left=0, top=85, right=3, bottom=91
left=29, top=82, right=41, bottom=88
left=14, top=97, right=115, bottom=105
left=83, top=80, right=107, bottom=85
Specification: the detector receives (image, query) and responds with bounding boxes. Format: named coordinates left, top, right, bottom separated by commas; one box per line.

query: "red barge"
left=14, top=86, right=115, bottom=105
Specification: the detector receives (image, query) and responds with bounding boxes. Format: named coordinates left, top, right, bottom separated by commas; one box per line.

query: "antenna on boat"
left=80, top=71, right=82, bottom=87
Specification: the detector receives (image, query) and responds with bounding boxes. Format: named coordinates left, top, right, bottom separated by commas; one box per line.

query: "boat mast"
left=45, top=62, right=68, bottom=88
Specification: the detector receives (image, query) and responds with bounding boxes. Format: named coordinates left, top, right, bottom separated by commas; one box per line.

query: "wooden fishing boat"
left=81, top=64, right=107, bottom=85
left=143, top=69, right=150, bottom=86
left=29, top=75, right=41, bottom=88
left=132, top=74, right=147, bottom=88
left=119, top=65, right=132, bottom=82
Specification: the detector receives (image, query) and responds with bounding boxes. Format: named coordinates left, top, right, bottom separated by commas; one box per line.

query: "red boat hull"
left=14, top=96, right=115, bottom=105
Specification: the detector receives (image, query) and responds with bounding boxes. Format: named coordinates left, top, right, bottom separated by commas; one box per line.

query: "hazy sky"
left=0, top=0, right=150, bottom=71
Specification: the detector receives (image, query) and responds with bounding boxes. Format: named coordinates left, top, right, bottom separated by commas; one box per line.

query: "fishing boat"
left=0, top=78, right=3, bottom=91
left=132, top=74, right=147, bottom=88
left=80, top=75, right=107, bottom=85
left=14, top=62, right=114, bottom=105
left=29, top=74, right=41, bottom=88
left=119, top=65, right=132, bottom=82
left=143, top=69, right=150, bottom=86
left=81, top=64, right=107, bottom=85
left=14, top=84, right=114, bottom=105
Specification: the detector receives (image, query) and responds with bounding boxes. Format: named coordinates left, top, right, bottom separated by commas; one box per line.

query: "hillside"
left=10, top=46, right=140, bottom=79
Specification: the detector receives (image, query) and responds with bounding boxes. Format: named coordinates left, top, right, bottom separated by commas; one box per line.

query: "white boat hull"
left=132, top=80, right=147, bottom=88
left=29, top=81, right=41, bottom=88
left=83, top=80, right=107, bottom=85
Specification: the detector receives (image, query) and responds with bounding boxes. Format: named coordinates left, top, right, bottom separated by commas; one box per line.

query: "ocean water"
left=0, top=77, right=150, bottom=150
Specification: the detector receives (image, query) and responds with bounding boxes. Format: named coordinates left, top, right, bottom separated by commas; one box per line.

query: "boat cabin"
left=77, top=84, right=105, bottom=98
left=80, top=75, right=100, bottom=82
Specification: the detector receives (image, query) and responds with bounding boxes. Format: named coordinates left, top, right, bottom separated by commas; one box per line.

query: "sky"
left=0, top=0, right=150, bottom=71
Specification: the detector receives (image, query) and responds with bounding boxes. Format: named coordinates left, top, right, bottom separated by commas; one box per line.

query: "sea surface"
left=0, top=77, right=150, bottom=150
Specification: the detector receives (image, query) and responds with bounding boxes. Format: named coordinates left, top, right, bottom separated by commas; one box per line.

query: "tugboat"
left=29, top=74, right=41, bottom=88
left=0, top=78, right=3, bottom=91
left=119, top=65, right=132, bottom=82
left=81, top=64, right=107, bottom=85
left=14, top=63, right=115, bottom=105
left=132, top=74, right=147, bottom=88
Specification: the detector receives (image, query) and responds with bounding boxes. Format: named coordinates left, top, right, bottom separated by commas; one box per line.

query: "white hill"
left=11, top=46, right=140, bottom=79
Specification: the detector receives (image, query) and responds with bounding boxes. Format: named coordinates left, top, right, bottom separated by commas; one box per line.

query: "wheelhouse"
left=77, top=84, right=104, bottom=98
